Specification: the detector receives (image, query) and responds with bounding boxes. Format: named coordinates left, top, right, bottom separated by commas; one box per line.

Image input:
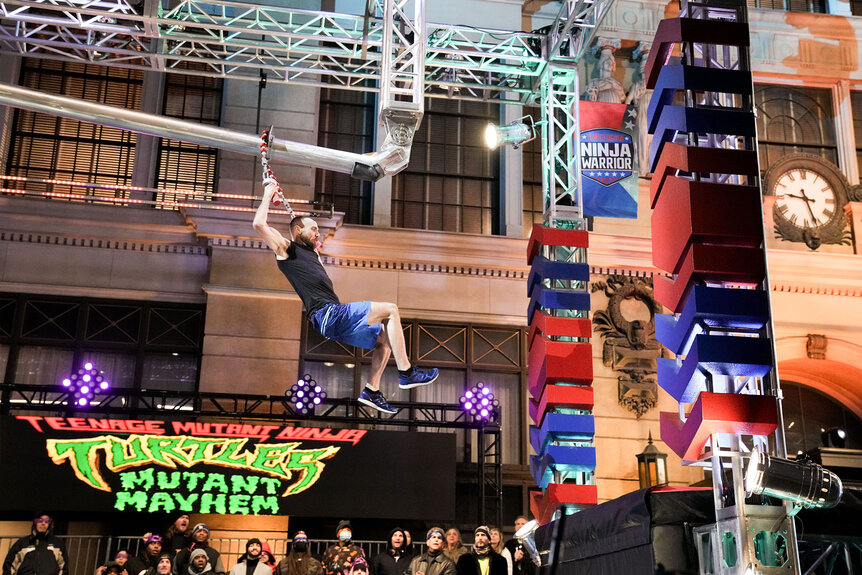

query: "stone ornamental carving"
left=625, top=41, right=652, bottom=177
left=585, top=38, right=626, bottom=104
left=592, top=275, right=664, bottom=418
left=806, top=334, right=827, bottom=360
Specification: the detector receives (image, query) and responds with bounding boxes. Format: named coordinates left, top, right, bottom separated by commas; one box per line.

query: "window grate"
left=155, top=67, right=222, bottom=204
left=391, top=99, right=500, bottom=234
left=315, top=88, right=375, bottom=225
left=755, top=84, right=837, bottom=171
left=6, top=59, right=142, bottom=199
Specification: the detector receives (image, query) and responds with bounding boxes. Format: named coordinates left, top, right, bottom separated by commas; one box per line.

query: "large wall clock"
left=763, top=153, right=851, bottom=250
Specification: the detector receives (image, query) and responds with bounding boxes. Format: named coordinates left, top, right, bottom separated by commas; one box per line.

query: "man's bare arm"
left=253, top=183, right=290, bottom=257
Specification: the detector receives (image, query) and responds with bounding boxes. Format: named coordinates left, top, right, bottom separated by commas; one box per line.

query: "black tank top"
left=276, top=242, right=340, bottom=316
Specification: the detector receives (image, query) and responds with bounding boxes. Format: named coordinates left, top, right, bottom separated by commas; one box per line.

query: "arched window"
left=781, top=381, right=862, bottom=454
left=754, top=85, right=837, bottom=170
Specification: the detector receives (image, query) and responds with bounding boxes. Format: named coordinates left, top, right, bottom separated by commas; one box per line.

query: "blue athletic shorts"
left=310, top=301, right=383, bottom=350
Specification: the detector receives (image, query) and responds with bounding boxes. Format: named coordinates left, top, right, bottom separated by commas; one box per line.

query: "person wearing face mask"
left=321, top=522, right=365, bottom=575
left=455, top=527, right=506, bottom=575
left=372, top=528, right=413, bottom=575
left=276, top=532, right=322, bottom=575
left=405, top=528, right=454, bottom=575
left=229, top=539, right=271, bottom=575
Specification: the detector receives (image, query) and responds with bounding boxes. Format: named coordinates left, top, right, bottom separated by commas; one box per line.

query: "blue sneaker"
left=357, top=388, right=397, bottom=414
left=398, top=367, right=439, bottom=389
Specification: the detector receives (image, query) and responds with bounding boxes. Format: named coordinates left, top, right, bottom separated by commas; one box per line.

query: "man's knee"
left=372, top=301, right=399, bottom=317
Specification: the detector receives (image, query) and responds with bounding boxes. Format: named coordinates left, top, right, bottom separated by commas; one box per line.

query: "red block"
left=660, top=392, right=779, bottom=461
left=645, top=18, right=750, bottom=89
left=652, top=177, right=764, bottom=275
left=653, top=244, right=765, bottom=313
left=528, top=311, right=592, bottom=350
left=530, top=484, right=598, bottom=525
left=528, top=336, right=593, bottom=397
left=650, top=143, right=759, bottom=208
left=529, top=384, right=594, bottom=427
left=527, top=224, right=589, bottom=264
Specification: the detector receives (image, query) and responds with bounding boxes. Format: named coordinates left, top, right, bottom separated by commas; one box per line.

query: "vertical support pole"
left=541, top=64, right=583, bottom=228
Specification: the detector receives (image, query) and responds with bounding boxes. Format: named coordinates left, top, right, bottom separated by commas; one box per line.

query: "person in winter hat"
left=2, top=513, right=69, bottom=575
left=276, top=532, right=322, bottom=575
left=228, top=539, right=271, bottom=575
left=372, top=528, right=414, bottom=575
left=321, top=522, right=365, bottom=575
left=173, top=525, right=224, bottom=575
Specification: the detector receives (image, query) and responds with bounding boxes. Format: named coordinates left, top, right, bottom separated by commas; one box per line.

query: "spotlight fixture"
left=62, top=361, right=110, bottom=408
left=459, top=381, right=499, bottom=422
left=821, top=427, right=846, bottom=449
left=744, top=446, right=843, bottom=513
left=284, top=374, right=327, bottom=416
left=484, top=116, right=536, bottom=149
left=514, top=519, right=542, bottom=567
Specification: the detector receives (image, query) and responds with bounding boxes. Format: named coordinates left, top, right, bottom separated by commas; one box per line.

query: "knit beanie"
left=190, top=549, right=208, bottom=563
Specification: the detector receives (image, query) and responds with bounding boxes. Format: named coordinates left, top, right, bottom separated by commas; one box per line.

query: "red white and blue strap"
left=260, top=126, right=294, bottom=218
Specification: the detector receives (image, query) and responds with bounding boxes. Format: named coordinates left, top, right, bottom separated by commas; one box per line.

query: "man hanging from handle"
left=253, top=128, right=438, bottom=414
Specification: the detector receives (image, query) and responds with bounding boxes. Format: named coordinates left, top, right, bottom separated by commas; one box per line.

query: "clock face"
left=772, top=168, right=836, bottom=229
left=764, top=154, right=850, bottom=250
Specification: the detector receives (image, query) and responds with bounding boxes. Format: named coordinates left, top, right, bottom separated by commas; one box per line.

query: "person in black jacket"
left=126, top=535, right=164, bottom=575
left=455, top=527, right=506, bottom=575
left=2, top=513, right=69, bottom=575
left=405, top=528, right=454, bottom=575
left=372, top=528, right=413, bottom=575
left=173, top=525, right=225, bottom=575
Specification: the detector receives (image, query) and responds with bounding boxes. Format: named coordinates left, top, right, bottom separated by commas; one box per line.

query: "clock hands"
left=775, top=193, right=814, bottom=202
left=798, top=187, right=820, bottom=225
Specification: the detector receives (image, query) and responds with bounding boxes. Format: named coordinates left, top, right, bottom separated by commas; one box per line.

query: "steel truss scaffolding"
left=0, top=0, right=613, bottom=103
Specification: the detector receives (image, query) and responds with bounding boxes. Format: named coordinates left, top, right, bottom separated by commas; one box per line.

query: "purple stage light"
left=459, top=381, right=499, bottom=422
left=61, top=361, right=108, bottom=409
left=284, top=374, right=327, bottom=416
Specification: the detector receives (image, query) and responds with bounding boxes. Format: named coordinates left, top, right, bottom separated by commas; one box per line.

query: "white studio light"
left=514, top=519, right=542, bottom=567
left=484, top=116, right=536, bottom=149
left=745, top=446, right=843, bottom=512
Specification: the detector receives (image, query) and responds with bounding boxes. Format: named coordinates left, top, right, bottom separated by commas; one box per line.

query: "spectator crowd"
left=3, top=513, right=536, bottom=575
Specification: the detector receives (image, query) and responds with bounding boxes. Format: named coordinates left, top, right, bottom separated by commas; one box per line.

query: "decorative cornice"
left=770, top=282, right=862, bottom=297
left=0, top=231, right=208, bottom=255
left=208, top=237, right=269, bottom=250
left=320, top=254, right=528, bottom=279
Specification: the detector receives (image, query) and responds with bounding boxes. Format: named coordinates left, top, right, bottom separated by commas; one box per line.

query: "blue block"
left=649, top=106, right=756, bottom=173
left=527, top=256, right=590, bottom=297
left=647, top=65, right=753, bottom=134
left=530, top=445, right=596, bottom=489
left=527, top=287, right=591, bottom=324
left=657, top=334, right=774, bottom=403
left=529, top=413, right=595, bottom=455
left=656, top=285, right=770, bottom=356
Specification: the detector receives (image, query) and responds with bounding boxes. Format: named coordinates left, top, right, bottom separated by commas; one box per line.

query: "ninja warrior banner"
left=0, top=416, right=455, bottom=519
left=579, top=100, right=639, bottom=219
